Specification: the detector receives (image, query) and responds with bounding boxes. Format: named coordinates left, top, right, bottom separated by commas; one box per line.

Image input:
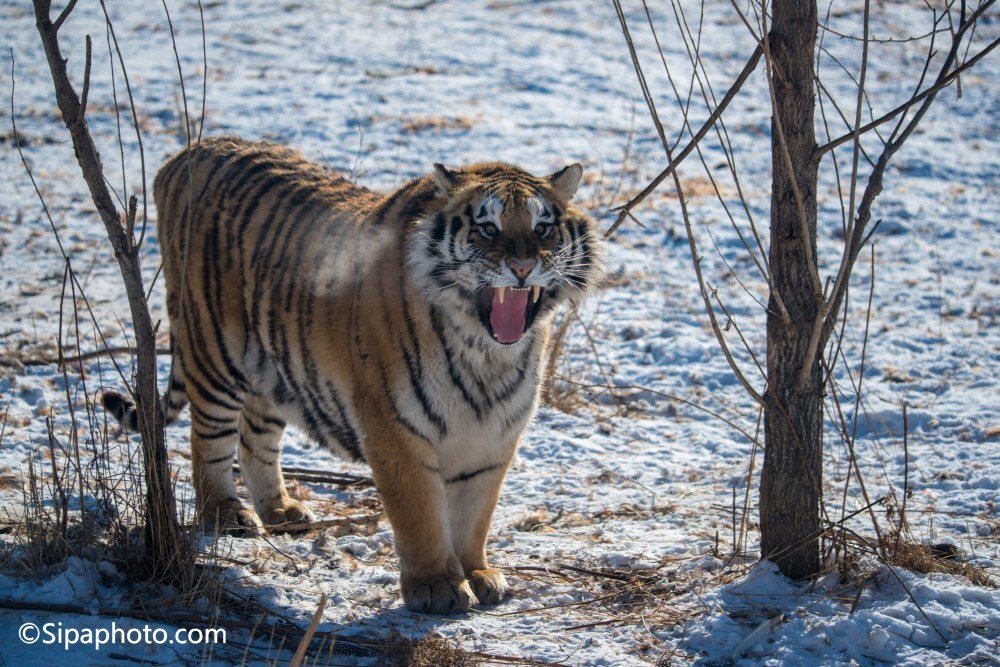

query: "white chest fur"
left=390, top=329, right=543, bottom=480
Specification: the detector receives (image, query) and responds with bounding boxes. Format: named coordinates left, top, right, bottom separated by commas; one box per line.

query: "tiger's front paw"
left=260, top=498, right=316, bottom=526
left=401, top=575, right=477, bottom=614
left=468, top=568, right=508, bottom=606
left=200, top=500, right=264, bottom=535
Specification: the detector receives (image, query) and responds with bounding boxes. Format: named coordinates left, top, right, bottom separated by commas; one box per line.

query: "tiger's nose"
left=507, top=258, right=536, bottom=279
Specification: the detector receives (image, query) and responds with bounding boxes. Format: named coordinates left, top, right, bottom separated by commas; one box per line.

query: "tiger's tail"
left=101, top=354, right=188, bottom=432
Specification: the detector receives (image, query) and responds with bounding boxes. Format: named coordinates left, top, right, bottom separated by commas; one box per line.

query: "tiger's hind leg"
left=238, top=395, right=315, bottom=526
left=190, top=401, right=264, bottom=532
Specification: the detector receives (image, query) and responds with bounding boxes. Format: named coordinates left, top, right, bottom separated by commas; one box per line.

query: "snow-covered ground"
left=1, top=1, right=997, bottom=664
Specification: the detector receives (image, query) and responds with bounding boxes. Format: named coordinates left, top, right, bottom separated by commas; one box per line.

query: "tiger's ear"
left=547, top=163, right=583, bottom=200
left=433, top=163, right=460, bottom=196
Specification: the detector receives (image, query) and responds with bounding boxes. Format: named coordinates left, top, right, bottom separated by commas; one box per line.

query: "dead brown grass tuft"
left=379, top=630, right=481, bottom=667
left=400, top=115, right=476, bottom=133
left=882, top=538, right=995, bottom=588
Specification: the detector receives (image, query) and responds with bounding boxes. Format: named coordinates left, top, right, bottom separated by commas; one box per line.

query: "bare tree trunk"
left=759, top=0, right=823, bottom=579
left=612, top=0, right=996, bottom=583
left=33, top=1, right=180, bottom=578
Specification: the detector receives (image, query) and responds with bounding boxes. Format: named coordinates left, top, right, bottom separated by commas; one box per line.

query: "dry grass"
left=882, top=538, right=995, bottom=588
left=400, top=115, right=476, bottom=133
left=540, top=308, right=579, bottom=411
left=542, top=304, right=628, bottom=417
left=541, top=126, right=646, bottom=416
left=379, top=630, right=482, bottom=667
left=1, top=403, right=223, bottom=598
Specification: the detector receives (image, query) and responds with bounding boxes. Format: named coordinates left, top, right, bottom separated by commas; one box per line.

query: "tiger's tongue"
left=490, top=288, right=529, bottom=343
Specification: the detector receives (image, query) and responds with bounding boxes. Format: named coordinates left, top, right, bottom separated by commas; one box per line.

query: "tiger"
left=102, top=136, right=604, bottom=613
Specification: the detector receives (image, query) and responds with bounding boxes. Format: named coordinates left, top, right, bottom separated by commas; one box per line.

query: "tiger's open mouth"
left=477, top=286, right=543, bottom=344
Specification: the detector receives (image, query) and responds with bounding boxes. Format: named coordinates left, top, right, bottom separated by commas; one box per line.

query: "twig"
left=613, top=0, right=765, bottom=408
left=817, top=24, right=999, bottom=154
left=511, top=560, right=673, bottom=586
left=570, top=304, right=624, bottom=412
left=816, top=4, right=998, bottom=367
left=237, top=466, right=374, bottom=488
left=10, top=49, right=68, bottom=261
left=556, top=378, right=756, bottom=443
left=11, top=50, right=133, bottom=392
left=80, top=34, right=91, bottom=116
left=709, top=286, right=767, bottom=381
left=288, top=593, right=326, bottom=667
left=33, top=0, right=180, bottom=574
left=467, top=651, right=567, bottom=667
left=816, top=42, right=886, bottom=152
left=493, top=591, right=621, bottom=617
left=824, top=247, right=883, bottom=551
left=822, top=495, right=888, bottom=531
left=52, top=0, right=78, bottom=32
left=605, top=43, right=763, bottom=237
left=562, top=618, right=627, bottom=632
left=61, top=261, right=88, bottom=526
left=831, top=525, right=948, bottom=642
left=389, top=0, right=438, bottom=8
left=652, top=1, right=789, bottom=323
left=895, top=403, right=911, bottom=556
left=19, top=346, right=173, bottom=367
left=97, top=0, right=149, bottom=248
left=734, top=409, right=763, bottom=561
left=796, top=0, right=871, bottom=391
left=264, top=513, right=383, bottom=534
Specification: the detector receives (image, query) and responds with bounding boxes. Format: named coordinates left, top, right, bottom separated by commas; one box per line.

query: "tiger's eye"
left=477, top=222, right=499, bottom=239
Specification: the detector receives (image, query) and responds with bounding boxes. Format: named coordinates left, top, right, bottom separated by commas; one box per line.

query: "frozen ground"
left=0, top=0, right=998, bottom=665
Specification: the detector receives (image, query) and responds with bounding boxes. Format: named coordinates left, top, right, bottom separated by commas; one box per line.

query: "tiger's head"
left=409, top=162, right=604, bottom=346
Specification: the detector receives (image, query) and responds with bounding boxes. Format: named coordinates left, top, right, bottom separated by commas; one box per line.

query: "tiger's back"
left=155, top=137, right=396, bottom=460
left=120, top=136, right=604, bottom=613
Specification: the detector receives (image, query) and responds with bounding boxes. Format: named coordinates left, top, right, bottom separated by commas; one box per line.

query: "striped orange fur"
left=103, top=136, right=604, bottom=612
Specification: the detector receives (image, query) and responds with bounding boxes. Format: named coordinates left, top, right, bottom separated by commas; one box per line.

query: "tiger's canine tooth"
left=532, top=285, right=541, bottom=303
left=497, top=286, right=507, bottom=304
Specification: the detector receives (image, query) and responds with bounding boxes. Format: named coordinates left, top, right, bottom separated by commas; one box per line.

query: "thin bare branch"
left=654, top=1, right=788, bottom=322
left=612, top=0, right=765, bottom=408
left=265, top=514, right=383, bottom=535
left=19, top=346, right=172, bottom=368
left=819, top=22, right=945, bottom=44
left=80, top=34, right=91, bottom=116
left=817, top=4, right=997, bottom=357
left=823, top=248, right=883, bottom=544
left=52, top=0, right=77, bottom=33
left=605, top=43, right=763, bottom=238
left=710, top=286, right=767, bottom=382
left=288, top=593, right=327, bottom=667
left=816, top=44, right=886, bottom=147
left=559, top=378, right=757, bottom=443
left=814, top=75, right=876, bottom=170
left=162, top=0, right=191, bottom=144
left=10, top=49, right=68, bottom=260
left=31, top=0, right=180, bottom=575
left=98, top=0, right=150, bottom=248
left=817, top=8, right=998, bottom=155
